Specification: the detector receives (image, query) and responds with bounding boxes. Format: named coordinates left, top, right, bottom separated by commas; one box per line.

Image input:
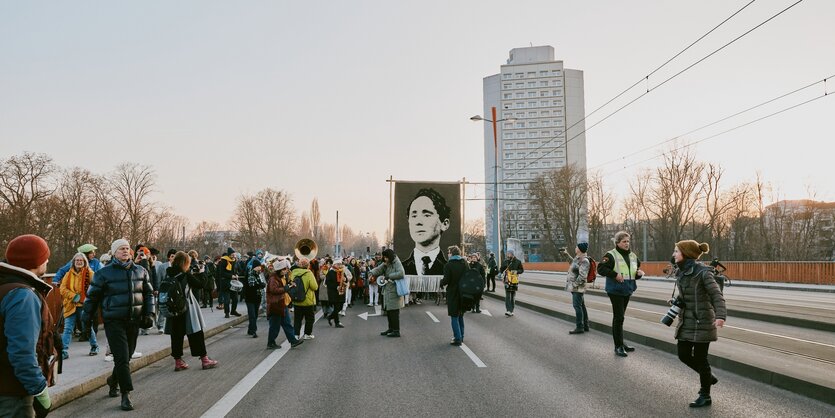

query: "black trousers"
left=327, top=303, right=341, bottom=325
left=607, top=293, right=630, bottom=348
left=168, top=313, right=207, bottom=358
left=386, top=309, right=400, bottom=331
left=104, top=320, right=139, bottom=393
left=487, top=274, right=496, bottom=291
left=678, top=341, right=713, bottom=394
left=293, top=305, right=315, bottom=336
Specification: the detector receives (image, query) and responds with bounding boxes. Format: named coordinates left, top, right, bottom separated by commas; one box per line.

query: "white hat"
left=333, top=258, right=344, bottom=265
left=273, top=259, right=290, bottom=271
left=111, top=238, right=130, bottom=255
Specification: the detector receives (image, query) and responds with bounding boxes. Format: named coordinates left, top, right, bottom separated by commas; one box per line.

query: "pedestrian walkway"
left=52, top=308, right=248, bottom=409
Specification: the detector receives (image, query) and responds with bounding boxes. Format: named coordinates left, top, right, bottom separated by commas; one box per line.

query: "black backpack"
left=159, top=275, right=187, bottom=318
left=288, top=272, right=307, bottom=303
left=459, top=268, right=485, bottom=311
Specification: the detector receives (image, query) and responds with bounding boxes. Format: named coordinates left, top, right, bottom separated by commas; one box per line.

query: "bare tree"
left=110, top=163, right=159, bottom=243
left=463, top=219, right=487, bottom=256
left=529, top=164, right=588, bottom=260
left=0, top=152, right=56, bottom=237
left=587, top=171, right=615, bottom=256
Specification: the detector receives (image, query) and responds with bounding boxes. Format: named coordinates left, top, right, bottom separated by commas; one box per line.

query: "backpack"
left=288, top=272, right=307, bottom=303
left=459, top=268, right=485, bottom=311
left=586, top=257, right=598, bottom=283
left=159, top=276, right=187, bottom=318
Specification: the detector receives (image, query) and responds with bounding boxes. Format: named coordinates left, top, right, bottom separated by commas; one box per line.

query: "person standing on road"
left=366, top=259, right=379, bottom=307
left=83, top=239, right=155, bottom=411
left=671, top=240, right=726, bottom=408
left=59, top=253, right=99, bottom=358
left=564, top=243, right=590, bottom=335
left=370, top=249, right=405, bottom=337
left=468, top=253, right=486, bottom=314
left=486, top=253, right=498, bottom=292
left=0, top=235, right=58, bottom=418
left=216, top=248, right=238, bottom=318
left=500, top=249, right=524, bottom=317
left=154, top=249, right=177, bottom=334
left=325, top=259, right=347, bottom=328
left=440, top=246, right=468, bottom=346
left=266, top=260, right=303, bottom=349
left=244, top=259, right=266, bottom=338
left=597, top=231, right=644, bottom=358
left=290, top=257, right=318, bottom=340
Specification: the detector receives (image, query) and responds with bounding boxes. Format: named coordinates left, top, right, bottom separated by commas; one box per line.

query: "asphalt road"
left=52, top=299, right=835, bottom=418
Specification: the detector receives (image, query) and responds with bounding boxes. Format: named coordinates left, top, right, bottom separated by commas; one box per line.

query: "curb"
left=52, top=315, right=249, bottom=409
left=483, top=292, right=835, bottom=406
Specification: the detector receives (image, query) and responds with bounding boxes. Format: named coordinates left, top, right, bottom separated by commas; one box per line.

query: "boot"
left=614, top=346, right=628, bottom=357
left=201, top=355, right=218, bottom=370
left=380, top=329, right=392, bottom=336
left=689, top=393, right=712, bottom=408
left=120, top=392, right=134, bottom=411
left=569, top=328, right=585, bottom=335
left=106, top=376, right=119, bottom=398
left=386, top=331, right=400, bottom=338
left=174, top=358, right=189, bottom=372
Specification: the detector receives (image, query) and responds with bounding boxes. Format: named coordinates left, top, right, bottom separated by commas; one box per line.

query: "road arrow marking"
left=358, top=306, right=383, bottom=320
left=480, top=309, right=492, bottom=317
left=426, top=311, right=440, bottom=323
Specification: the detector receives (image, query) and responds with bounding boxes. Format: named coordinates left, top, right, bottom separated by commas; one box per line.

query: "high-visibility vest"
left=607, top=250, right=638, bottom=280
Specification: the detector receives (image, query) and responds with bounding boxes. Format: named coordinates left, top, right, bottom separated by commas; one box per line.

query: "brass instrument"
left=294, top=238, right=318, bottom=260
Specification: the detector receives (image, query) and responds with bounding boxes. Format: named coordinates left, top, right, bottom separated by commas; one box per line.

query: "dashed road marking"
left=426, top=311, right=440, bottom=323
left=460, top=343, right=487, bottom=368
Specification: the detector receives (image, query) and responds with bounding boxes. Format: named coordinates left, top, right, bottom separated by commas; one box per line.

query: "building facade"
left=481, top=46, right=587, bottom=261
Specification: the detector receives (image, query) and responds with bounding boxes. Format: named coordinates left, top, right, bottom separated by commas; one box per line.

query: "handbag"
left=395, top=276, right=410, bottom=297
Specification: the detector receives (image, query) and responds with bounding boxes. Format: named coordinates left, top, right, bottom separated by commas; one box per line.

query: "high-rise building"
left=481, top=45, right=587, bottom=261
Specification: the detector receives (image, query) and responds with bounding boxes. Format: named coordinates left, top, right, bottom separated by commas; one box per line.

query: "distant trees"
left=529, top=164, right=587, bottom=261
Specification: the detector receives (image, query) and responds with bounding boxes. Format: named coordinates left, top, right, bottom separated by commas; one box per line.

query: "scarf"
left=221, top=256, right=234, bottom=271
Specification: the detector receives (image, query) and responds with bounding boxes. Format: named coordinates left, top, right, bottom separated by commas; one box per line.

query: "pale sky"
left=2, top=1, right=833, bottom=241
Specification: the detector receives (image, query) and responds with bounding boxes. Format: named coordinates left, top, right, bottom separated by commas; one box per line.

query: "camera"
left=660, top=297, right=684, bottom=326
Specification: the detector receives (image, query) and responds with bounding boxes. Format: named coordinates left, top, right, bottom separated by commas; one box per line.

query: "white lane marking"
left=480, top=309, right=492, bottom=317
left=201, top=310, right=323, bottom=418
left=358, top=305, right=383, bottom=320
left=426, top=311, right=440, bottom=323
left=460, top=343, right=487, bottom=368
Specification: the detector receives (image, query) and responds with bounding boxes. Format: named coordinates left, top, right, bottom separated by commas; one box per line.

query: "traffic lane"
left=51, top=315, right=281, bottom=418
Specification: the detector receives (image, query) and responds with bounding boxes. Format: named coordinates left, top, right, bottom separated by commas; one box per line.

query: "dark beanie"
left=226, top=247, right=235, bottom=256
left=382, top=249, right=396, bottom=261
left=167, top=248, right=178, bottom=257
left=676, top=240, right=709, bottom=260
left=577, top=243, right=588, bottom=253
left=5, top=234, right=50, bottom=270
left=251, top=258, right=262, bottom=268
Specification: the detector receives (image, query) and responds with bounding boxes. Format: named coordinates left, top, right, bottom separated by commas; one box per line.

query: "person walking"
left=154, top=249, right=177, bottom=334
left=266, top=260, right=303, bottom=349
left=486, top=253, right=497, bottom=292
left=0, top=235, right=57, bottom=418
left=670, top=240, right=726, bottom=408
left=244, top=259, right=266, bottom=338
left=82, top=239, right=155, bottom=411
left=597, top=231, right=644, bottom=357
left=290, top=257, right=318, bottom=340
left=440, top=246, right=468, bottom=346
left=500, top=250, right=524, bottom=317
left=59, top=253, right=99, bottom=358
left=319, top=258, right=332, bottom=318
left=216, top=248, right=237, bottom=318
left=162, top=251, right=218, bottom=372
left=370, top=249, right=405, bottom=338
left=564, top=243, right=590, bottom=334
left=366, top=259, right=379, bottom=307
left=325, top=259, right=348, bottom=328
left=52, top=243, right=103, bottom=285
left=468, top=253, right=486, bottom=314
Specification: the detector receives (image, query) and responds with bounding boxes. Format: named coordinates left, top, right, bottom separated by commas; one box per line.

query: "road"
left=53, top=298, right=835, bottom=418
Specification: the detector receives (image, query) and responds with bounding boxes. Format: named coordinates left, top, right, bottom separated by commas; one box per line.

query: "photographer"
left=671, top=240, right=726, bottom=408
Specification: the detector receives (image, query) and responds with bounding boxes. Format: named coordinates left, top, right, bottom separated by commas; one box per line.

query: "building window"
left=541, top=100, right=550, bottom=106
left=517, top=132, right=526, bottom=138
left=515, top=92, right=524, bottom=98
left=527, top=111, right=537, bottom=118
left=503, top=122, right=512, bottom=129
left=504, top=93, right=512, bottom=99
left=515, top=112, right=524, bottom=118
left=515, top=73, right=524, bottom=79
left=527, top=91, right=536, bottom=98
left=503, top=132, right=512, bottom=139
left=527, top=81, right=536, bottom=88
left=515, top=82, right=524, bottom=89
left=552, top=70, right=562, bottom=76
left=503, top=73, right=512, bottom=79
left=515, top=122, right=525, bottom=128
left=539, top=80, right=549, bottom=87
left=503, top=141, right=513, bottom=149
left=515, top=102, right=524, bottom=108
left=527, top=72, right=536, bottom=77
left=553, top=80, right=563, bottom=87
left=540, top=70, right=549, bottom=77
left=554, top=89, right=563, bottom=96
left=529, top=121, right=538, bottom=128
left=541, top=111, right=550, bottom=116
left=528, top=101, right=537, bottom=108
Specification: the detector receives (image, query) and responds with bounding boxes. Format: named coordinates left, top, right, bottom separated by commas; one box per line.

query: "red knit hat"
left=5, top=234, right=50, bottom=270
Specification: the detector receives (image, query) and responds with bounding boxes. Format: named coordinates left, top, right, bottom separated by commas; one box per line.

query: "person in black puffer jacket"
left=82, top=239, right=154, bottom=411
left=440, top=246, right=468, bottom=346
left=671, top=240, right=727, bottom=409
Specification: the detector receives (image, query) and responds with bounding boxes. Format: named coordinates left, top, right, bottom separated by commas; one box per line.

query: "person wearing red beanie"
left=0, top=234, right=56, bottom=417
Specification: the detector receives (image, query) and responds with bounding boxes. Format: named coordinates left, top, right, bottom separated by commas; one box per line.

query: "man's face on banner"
left=408, top=196, right=450, bottom=248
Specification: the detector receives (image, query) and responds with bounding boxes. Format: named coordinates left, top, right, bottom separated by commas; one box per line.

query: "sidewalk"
left=51, top=307, right=248, bottom=409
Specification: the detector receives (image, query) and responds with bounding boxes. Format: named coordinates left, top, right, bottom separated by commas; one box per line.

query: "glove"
left=139, top=315, right=154, bottom=329
left=34, top=386, right=51, bottom=417
left=72, top=293, right=80, bottom=303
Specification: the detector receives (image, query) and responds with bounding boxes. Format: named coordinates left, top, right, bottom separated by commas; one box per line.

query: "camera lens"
left=660, top=300, right=683, bottom=326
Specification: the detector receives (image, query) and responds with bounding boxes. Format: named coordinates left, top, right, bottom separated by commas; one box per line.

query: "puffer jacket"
left=565, top=255, right=589, bottom=294
left=674, top=260, right=727, bottom=342
left=440, top=257, right=468, bottom=316
left=266, top=272, right=290, bottom=316
left=84, top=260, right=155, bottom=322
left=370, top=257, right=405, bottom=311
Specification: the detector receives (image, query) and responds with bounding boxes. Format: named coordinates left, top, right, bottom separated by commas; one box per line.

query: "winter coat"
left=326, top=269, right=346, bottom=304
left=216, top=256, right=236, bottom=290
left=84, top=260, right=155, bottom=323
left=674, top=260, right=727, bottom=342
left=486, top=256, right=498, bottom=277
left=598, top=247, right=642, bottom=296
left=500, top=257, right=524, bottom=291
left=266, top=273, right=290, bottom=316
left=565, top=255, right=590, bottom=294
left=289, top=267, right=318, bottom=307
left=440, top=257, right=469, bottom=316
left=243, top=269, right=266, bottom=304
left=59, top=266, right=94, bottom=318
left=163, top=267, right=208, bottom=336
left=370, top=257, right=405, bottom=311
left=53, top=257, right=102, bottom=284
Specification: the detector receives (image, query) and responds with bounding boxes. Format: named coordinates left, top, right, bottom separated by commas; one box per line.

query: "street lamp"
left=471, top=106, right=516, bottom=266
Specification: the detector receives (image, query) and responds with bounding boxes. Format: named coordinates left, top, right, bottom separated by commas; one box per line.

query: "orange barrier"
left=525, top=261, right=835, bottom=285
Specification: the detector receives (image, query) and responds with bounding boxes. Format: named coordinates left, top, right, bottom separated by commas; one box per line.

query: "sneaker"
left=131, top=352, right=142, bottom=359
left=61, top=351, right=69, bottom=360
left=335, top=324, right=345, bottom=328
left=303, top=334, right=315, bottom=340
left=504, top=312, right=511, bottom=317
left=158, top=328, right=164, bottom=335
left=367, top=304, right=373, bottom=307
left=339, top=311, right=346, bottom=316
left=231, top=311, right=242, bottom=317
left=450, top=339, right=462, bottom=346
left=105, top=354, right=113, bottom=362
left=415, top=300, right=422, bottom=305
left=89, top=346, right=99, bottom=356
left=291, top=339, right=304, bottom=348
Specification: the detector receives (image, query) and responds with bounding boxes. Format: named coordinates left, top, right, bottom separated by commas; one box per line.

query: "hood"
left=0, top=262, right=53, bottom=295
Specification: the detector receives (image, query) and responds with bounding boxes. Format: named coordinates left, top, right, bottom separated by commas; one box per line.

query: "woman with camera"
left=670, top=240, right=726, bottom=408
left=564, top=243, right=590, bottom=334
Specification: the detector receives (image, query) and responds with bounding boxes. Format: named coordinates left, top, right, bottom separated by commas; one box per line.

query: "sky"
left=2, top=0, right=834, bottom=242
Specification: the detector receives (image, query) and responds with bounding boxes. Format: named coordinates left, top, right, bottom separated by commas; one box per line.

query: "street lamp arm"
left=470, top=115, right=516, bottom=123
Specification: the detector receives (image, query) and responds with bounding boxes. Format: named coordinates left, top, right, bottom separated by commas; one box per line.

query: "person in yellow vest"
left=597, top=231, right=645, bottom=357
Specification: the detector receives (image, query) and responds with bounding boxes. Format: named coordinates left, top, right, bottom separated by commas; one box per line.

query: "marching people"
left=597, top=231, right=644, bottom=357
left=216, top=248, right=240, bottom=318
left=162, top=251, right=218, bottom=372
left=134, top=245, right=157, bottom=336
left=366, top=258, right=379, bottom=307
left=0, top=235, right=58, bottom=417
left=154, top=249, right=177, bottom=334
left=370, top=249, right=405, bottom=338
left=82, top=239, right=155, bottom=411
left=671, top=240, right=726, bottom=408
left=290, top=257, right=318, bottom=340
left=486, top=252, right=497, bottom=292
left=59, top=253, right=99, bottom=358
left=564, top=243, right=590, bottom=335
left=500, top=249, right=524, bottom=317
left=319, top=258, right=332, bottom=318
left=201, top=256, right=216, bottom=308
left=52, top=243, right=103, bottom=285
left=325, top=259, right=348, bottom=328
left=468, top=252, right=485, bottom=314
left=266, top=259, right=303, bottom=349
left=440, top=246, right=468, bottom=346
left=339, top=260, right=354, bottom=316
left=244, top=258, right=266, bottom=338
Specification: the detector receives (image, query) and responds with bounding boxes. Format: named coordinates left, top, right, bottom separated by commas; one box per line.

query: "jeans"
left=450, top=315, right=464, bottom=341
left=293, top=305, right=315, bottom=336
left=608, top=293, right=631, bottom=348
left=571, top=292, right=589, bottom=330
left=104, top=320, right=139, bottom=393
left=62, top=310, right=97, bottom=353
left=678, top=341, right=713, bottom=394
left=505, top=290, right=516, bottom=312
left=0, top=395, right=34, bottom=418
left=246, top=302, right=259, bottom=334
left=268, top=308, right=299, bottom=345
left=219, top=289, right=230, bottom=312
left=386, top=309, right=400, bottom=332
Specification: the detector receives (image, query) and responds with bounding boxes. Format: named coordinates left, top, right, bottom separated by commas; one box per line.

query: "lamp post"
left=471, top=107, right=516, bottom=266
